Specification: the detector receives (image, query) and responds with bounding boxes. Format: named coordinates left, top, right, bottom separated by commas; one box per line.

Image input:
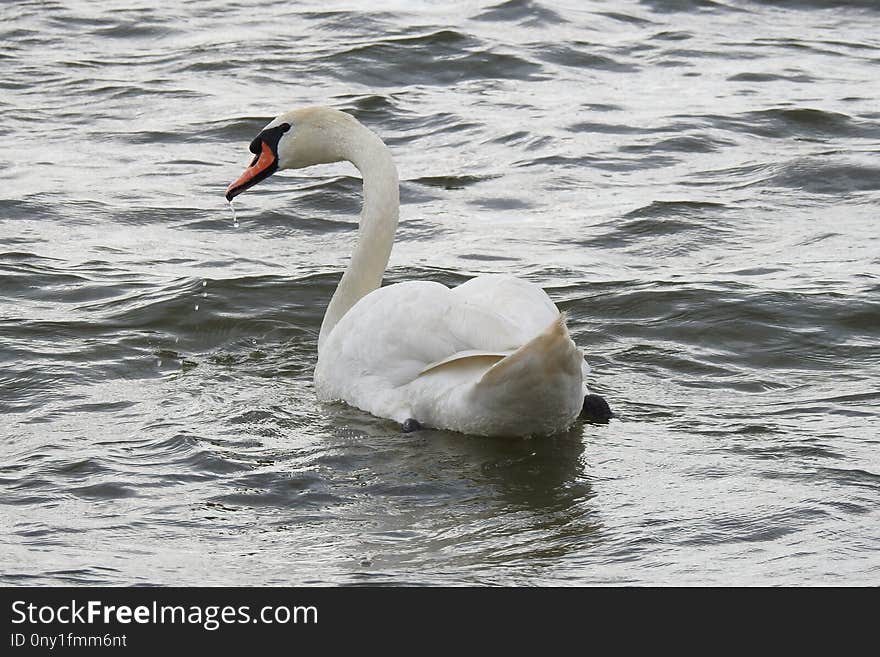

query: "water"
left=2, top=0, right=879, bottom=586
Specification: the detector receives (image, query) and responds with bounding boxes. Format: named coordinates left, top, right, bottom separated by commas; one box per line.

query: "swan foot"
left=581, top=394, right=612, bottom=424
left=402, top=418, right=422, bottom=433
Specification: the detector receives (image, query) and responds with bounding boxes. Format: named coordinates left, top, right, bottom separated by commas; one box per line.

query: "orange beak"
left=225, top=141, right=278, bottom=201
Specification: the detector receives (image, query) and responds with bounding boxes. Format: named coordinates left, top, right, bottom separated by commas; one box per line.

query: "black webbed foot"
left=402, top=418, right=422, bottom=433
left=581, top=394, right=612, bottom=423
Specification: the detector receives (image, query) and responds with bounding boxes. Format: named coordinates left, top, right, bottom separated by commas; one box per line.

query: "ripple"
left=727, top=71, right=816, bottom=83
left=765, top=158, right=880, bottom=194
left=410, top=174, right=498, bottom=189
left=533, top=44, right=638, bottom=72
left=69, top=482, right=137, bottom=499
left=701, top=107, right=880, bottom=140
left=758, top=0, right=880, bottom=9
left=579, top=201, right=732, bottom=252
left=212, top=470, right=341, bottom=510
left=817, top=468, right=880, bottom=490
left=324, top=33, right=545, bottom=86
left=638, top=0, right=742, bottom=13
left=475, top=0, right=567, bottom=25
left=622, top=200, right=728, bottom=219
left=620, top=133, right=734, bottom=153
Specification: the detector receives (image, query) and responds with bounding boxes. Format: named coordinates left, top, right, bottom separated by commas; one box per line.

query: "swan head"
left=225, top=107, right=362, bottom=201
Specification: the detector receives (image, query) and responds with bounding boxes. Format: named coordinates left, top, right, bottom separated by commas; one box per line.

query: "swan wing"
left=316, top=280, right=522, bottom=391
left=451, top=274, right=560, bottom=341
left=418, top=350, right=511, bottom=377
left=455, top=274, right=591, bottom=381
left=315, top=277, right=585, bottom=434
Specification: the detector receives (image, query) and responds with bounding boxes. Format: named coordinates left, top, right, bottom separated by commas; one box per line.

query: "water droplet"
left=201, top=292, right=207, bottom=298
left=157, top=360, right=163, bottom=367
left=202, top=280, right=207, bottom=288
left=194, top=304, right=199, bottom=311
left=228, top=200, right=239, bottom=228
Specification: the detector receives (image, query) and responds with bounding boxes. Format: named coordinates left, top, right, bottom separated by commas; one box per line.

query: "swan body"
left=227, top=107, right=590, bottom=437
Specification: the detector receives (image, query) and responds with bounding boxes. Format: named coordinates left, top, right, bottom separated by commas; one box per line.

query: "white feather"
left=237, top=108, right=590, bottom=437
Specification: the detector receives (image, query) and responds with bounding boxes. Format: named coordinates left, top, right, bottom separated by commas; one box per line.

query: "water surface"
left=1, top=0, right=879, bottom=585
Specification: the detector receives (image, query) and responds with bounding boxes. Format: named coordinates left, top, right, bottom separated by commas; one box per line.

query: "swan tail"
left=473, top=313, right=585, bottom=435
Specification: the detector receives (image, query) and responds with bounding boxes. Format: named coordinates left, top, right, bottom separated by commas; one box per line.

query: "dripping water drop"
left=228, top=200, right=239, bottom=228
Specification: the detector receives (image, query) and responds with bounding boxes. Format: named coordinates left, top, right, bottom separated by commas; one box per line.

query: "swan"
left=226, top=107, right=609, bottom=436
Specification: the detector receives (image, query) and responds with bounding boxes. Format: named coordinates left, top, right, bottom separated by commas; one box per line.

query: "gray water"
left=2, top=0, right=879, bottom=586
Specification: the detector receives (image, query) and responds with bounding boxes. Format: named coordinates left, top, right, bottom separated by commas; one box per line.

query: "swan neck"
left=319, top=126, right=399, bottom=349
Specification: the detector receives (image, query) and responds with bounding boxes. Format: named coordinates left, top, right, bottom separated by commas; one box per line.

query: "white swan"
left=226, top=107, right=596, bottom=437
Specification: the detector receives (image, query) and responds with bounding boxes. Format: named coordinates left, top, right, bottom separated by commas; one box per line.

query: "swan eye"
left=245, top=122, right=292, bottom=166
left=248, top=122, right=292, bottom=159
left=248, top=135, right=262, bottom=155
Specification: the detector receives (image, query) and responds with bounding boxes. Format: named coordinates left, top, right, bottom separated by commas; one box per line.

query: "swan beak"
left=225, top=141, right=278, bottom=201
